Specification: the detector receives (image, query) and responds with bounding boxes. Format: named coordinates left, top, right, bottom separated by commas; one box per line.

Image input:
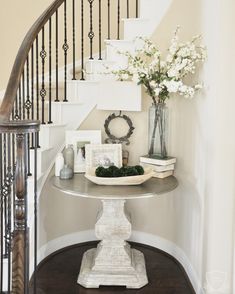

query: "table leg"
left=77, top=199, right=148, bottom=289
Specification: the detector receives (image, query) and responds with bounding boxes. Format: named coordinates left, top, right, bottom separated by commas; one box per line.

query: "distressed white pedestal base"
left=77, top=199, right=148, bottom=289
left=78, top=247, right=148, bottom=288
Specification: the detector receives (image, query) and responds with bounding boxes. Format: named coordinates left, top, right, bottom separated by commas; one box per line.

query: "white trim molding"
left=37, top=230, right=204, bottom=293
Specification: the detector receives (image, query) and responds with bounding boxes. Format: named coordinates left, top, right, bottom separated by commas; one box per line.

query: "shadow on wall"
left=39, top=168, right=101, bottom=248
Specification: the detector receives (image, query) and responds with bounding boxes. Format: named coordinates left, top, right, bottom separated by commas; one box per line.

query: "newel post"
left=12, top=133, right=28, bottom=293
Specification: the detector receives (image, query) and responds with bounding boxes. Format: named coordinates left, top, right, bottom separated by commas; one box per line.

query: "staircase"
left=0, top=0, right=173, bottom=292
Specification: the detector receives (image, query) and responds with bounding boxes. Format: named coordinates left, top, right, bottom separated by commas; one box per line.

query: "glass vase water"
left=148, top=103, right=168, bottom=159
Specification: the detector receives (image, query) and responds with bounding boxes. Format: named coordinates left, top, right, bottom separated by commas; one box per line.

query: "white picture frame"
left=65, top=130, right=102, bottom=173
left=85, top=144, right=122, bottom=172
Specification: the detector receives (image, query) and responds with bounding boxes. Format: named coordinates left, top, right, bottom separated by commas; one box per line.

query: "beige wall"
left=0, top=0, right=55, bottom=90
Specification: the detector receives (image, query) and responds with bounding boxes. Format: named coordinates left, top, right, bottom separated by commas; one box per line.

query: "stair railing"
left=0, top=0, right=139, bottom=293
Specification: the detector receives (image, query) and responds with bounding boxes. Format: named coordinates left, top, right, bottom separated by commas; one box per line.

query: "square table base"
left=77, top=246, right=148, bottom=289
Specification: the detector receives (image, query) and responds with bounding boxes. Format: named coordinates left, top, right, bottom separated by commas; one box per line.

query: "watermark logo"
left=203, top=271, right=229, bottom=293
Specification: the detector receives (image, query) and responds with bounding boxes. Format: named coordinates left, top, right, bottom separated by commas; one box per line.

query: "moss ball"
left=135, top=165, right=145, bottom=175
left=95, top=166, right=106, bottom=177
left=95, top=166, right=112, bottom=177
left=125, top=167, right=139, bottom=176
left=113, top=168, right=123, bottom=177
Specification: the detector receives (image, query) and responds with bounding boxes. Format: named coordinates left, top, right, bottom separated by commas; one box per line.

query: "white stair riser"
left=105, top=39, right=145, bottom=66
left=85, top=60, right=115, bottom=74
left=67, top=81, right=99, bottom=104
left=97, top=81, right=141, bottom=112
left=39, top=125, right=66, bottom=150
left=85, top=73, right=116, bottom=82
left=67, top=80, right=142, bottom=111
left=123, top=19, right=152, bottom=39
left=39, top=127, right=50, bottom=149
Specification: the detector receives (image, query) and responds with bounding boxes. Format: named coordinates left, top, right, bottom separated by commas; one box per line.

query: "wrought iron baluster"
left=31, top=44, right=34, bottom=122
left=25, top=56, right=31, bottom=121
left=98, top=0, right=102, bottom=60
left=88, top=0, right=94, bottom=60
left=107, top=0, right=110, bottom=39
left=19, top=82, right=22, bottom=120
left=55, top=9, right=59, bottom=101
left=117, top=0, right=120, bottom=40
left=24, top=56, right=32, bottom=177
left=14, top=91, right=19, bottom=120
left=80, top=0, right=85, bottom=80
left=63, top=0, right=69, bottom=102
left=31, top=44, right=35, bottom=148
left=33, top=133, right=38, bottom=294
left=11, top=105, right=14, bottom=121
left=136, top=0, right=139, bottom=18
left=36, top=36, right=40, bottom=149
left=72, top=0, right=76, bottom=80
left=40, top=27, right=47, bottom=124
left=48, top=17, right=53, bottom=124
left=127, top=0, right=129, bottom=18
left=22, top=69, right=26, bottom=120
left=36, top=37, right=39, bottom=121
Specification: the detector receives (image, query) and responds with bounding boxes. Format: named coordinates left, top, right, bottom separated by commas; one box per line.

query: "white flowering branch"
left=112, top=28, right=207, bottom=104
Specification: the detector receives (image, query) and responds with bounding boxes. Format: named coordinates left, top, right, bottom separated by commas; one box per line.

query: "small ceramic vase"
left=60, top=164, right=73, bottom=180
left=55, top=153, right=64, bottom=177
left=64, top=144, right=74, bottom=171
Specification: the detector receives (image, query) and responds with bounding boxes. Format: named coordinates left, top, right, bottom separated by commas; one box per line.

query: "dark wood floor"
left=30, top=242, right=195, bottom=294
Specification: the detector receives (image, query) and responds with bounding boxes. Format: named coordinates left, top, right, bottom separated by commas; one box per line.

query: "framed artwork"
left=65, top=130, right=102, bottom=173
left=85, top=144, right=122, bottom=172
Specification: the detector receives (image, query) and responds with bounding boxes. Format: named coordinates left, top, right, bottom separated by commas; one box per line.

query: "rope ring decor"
left=104, top=112, right=135, bottom=146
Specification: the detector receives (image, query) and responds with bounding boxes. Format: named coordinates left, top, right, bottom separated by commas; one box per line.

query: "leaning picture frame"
left=65, top=130, right=102, bottom=173
left=85, top=144, right=122, bottom=172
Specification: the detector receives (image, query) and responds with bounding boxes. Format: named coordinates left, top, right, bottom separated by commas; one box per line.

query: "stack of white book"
left=140, top=155, right=176, bottom=179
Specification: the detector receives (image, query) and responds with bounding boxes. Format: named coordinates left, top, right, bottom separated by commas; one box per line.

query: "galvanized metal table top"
left=51, top=174, right=178, bottom=200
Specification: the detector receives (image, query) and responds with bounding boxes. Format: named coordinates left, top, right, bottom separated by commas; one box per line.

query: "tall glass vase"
left=148, top=102, right=168, bottom=159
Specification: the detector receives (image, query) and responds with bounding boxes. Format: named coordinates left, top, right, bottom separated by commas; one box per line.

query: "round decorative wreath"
left=104, top=112, right=135, bottom=146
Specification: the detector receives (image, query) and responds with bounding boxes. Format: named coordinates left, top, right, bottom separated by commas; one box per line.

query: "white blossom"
left=110, top=28, right=206, bottom=103
left=150, top=81, right=157, bottom=88
left=154, top=87, right=161, bottom=96
left=132, top=74, right=139, bottom=83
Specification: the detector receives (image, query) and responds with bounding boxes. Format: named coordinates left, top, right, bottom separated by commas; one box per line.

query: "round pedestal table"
left=52, top=174, right=178, bottom=289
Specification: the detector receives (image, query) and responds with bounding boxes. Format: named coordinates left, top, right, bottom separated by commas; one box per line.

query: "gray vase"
left=60, top=164, right=73, bottom=180
left=64, top=144, right=74, bottom=171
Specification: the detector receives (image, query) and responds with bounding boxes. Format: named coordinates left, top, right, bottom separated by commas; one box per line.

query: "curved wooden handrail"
left=0, top=0, right=65, bottom=123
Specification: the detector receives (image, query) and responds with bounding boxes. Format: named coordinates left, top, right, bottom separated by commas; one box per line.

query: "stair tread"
left=122, top=17, right=149, bottom=22
left=40, top=123, right=67, bottom=128
left=30, top=146, right=53, bottom=153
left=46, top=101, right=83, bottom=105
left=105, top=39, right=134, bottom=44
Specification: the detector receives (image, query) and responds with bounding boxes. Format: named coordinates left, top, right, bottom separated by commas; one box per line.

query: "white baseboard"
left=37, top=230, right=204, bottom=293
left=130, top=231, right=204, bottom=294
